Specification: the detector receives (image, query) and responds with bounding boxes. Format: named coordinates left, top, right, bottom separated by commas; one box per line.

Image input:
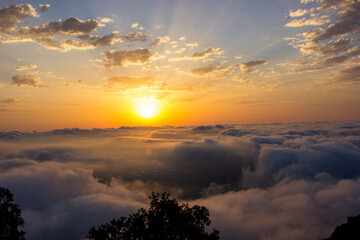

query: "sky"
left=0, top=0, right=359, bottom=131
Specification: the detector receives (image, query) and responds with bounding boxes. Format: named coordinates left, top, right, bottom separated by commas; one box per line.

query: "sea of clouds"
left=1, top=121, right=360, bottom=240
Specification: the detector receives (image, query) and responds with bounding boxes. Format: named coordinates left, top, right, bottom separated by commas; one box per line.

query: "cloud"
left=39, top=4, right=50, bottom=13
left=317, top=38, right=354, bottom=56
left=240, top=60, right=267, bottom=73
left=191, top=65, right=218, bottom=75
left=191, top=48, right=223, bottom=58
left=289, top=8, right=314, bottom=17
left=170, top=48, right=223, bottom=61
left=77, top=32, right=120, bottom=47
left=11, top=74, right=46, bottom=87
left=190, top=64, right=233, bottom=76
left=106, top=76, right=154, bottom=89
left=285, top=14, right=331, bottom=27
left=0, top=98, right=19, bottom=106
left=14, top=65, right=38, bottom=71
left=122, top=32, right=147, bottom=42
left=174, top=47, right=186, bottom=54
left=151, top=36, right=170, bottom=46
left=98, top=17, right=113, bottom=23
left=0, top=160, right=146, bottom=240
left=1, top=98, right=18, bottom=104
left=0, top=4, right=121, bottom=51
left=334, top=65, right=360, bottom=82
left=185, top=42, right=198, bottom=47
left=285, top=1, right=360, bottom=74
left=131, top=22, right=139, bottom=28
left=321, top=48, right=360, bottom=67
left=1, top=122, right=360, bottom=239
left=18, top=17, right=101, bottom=36
left=101, top=48, right=156, bottom=68
left=316, top=0, right=352, bottom=11
left=295, top=1, right=360, bottom=43
left=300, top=0, right=316, bottom=4
left=196, top=178, right=360, bottom=240
left=0, top=4, right=38, bottom=34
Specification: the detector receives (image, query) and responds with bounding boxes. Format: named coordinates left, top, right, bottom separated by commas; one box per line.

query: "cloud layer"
left=1, top=121, right=360, bottom=240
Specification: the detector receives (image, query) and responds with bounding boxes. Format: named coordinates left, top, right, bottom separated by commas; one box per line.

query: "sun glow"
left=136, top=96, right=160, bottom=119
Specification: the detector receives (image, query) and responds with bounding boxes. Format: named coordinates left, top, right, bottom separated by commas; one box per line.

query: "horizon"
left=2, top=119, right=360, bottom=132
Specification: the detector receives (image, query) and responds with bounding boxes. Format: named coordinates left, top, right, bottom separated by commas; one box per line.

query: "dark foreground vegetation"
left=87, top=192, right=219, bottom=240
left=0, top=187, right=25, bottom=240
left=322, top=214, right=360, bottom=240
left=2, top=186, right=360, bottom=240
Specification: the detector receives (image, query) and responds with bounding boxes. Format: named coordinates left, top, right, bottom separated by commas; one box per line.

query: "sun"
left=136, top=96, right=160, bottom=119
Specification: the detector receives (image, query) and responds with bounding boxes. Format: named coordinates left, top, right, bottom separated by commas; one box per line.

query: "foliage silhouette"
left=322, top=214, right=360, bottom=240
left=0, top=187, right=26, bottom=240
left=87, top=192, right=219, bottom=240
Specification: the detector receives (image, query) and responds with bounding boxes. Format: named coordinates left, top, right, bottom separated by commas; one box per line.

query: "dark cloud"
left=190, top=65, right=218, bottom=75
left=0, top=4, right=38, bottom=34
left=101, top=48, right=155, bottom=68
left=321, top=48, right=360, bottom=67
left=318, top=38, right=354, bottom=56
left=122, top=32, right=147, bottom=42
left=334, top=65, right=360, bottom=82
left=77, top=32, right=119, bottom=47
left=18, top=17, right=101, bottom=36
left=190, top=64, right=234, bottom=76
left=240, top=60, right=267, bottom=73
left=315, top=0, right=347, bottom=11
left=1, top=98, right=18, bottom=104
left=313, top=2, right=360, bottom=43
left=11, top=74, right=47, bottom=87
left=0, top=131, right=25, bottom=140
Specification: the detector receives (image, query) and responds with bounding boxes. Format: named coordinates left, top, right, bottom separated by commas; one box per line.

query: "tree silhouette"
left=87, top=192, right=220, bottom=240
left=322, top=214, right=360, bottom=240
left=0, top=187, right=26, bottom=240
